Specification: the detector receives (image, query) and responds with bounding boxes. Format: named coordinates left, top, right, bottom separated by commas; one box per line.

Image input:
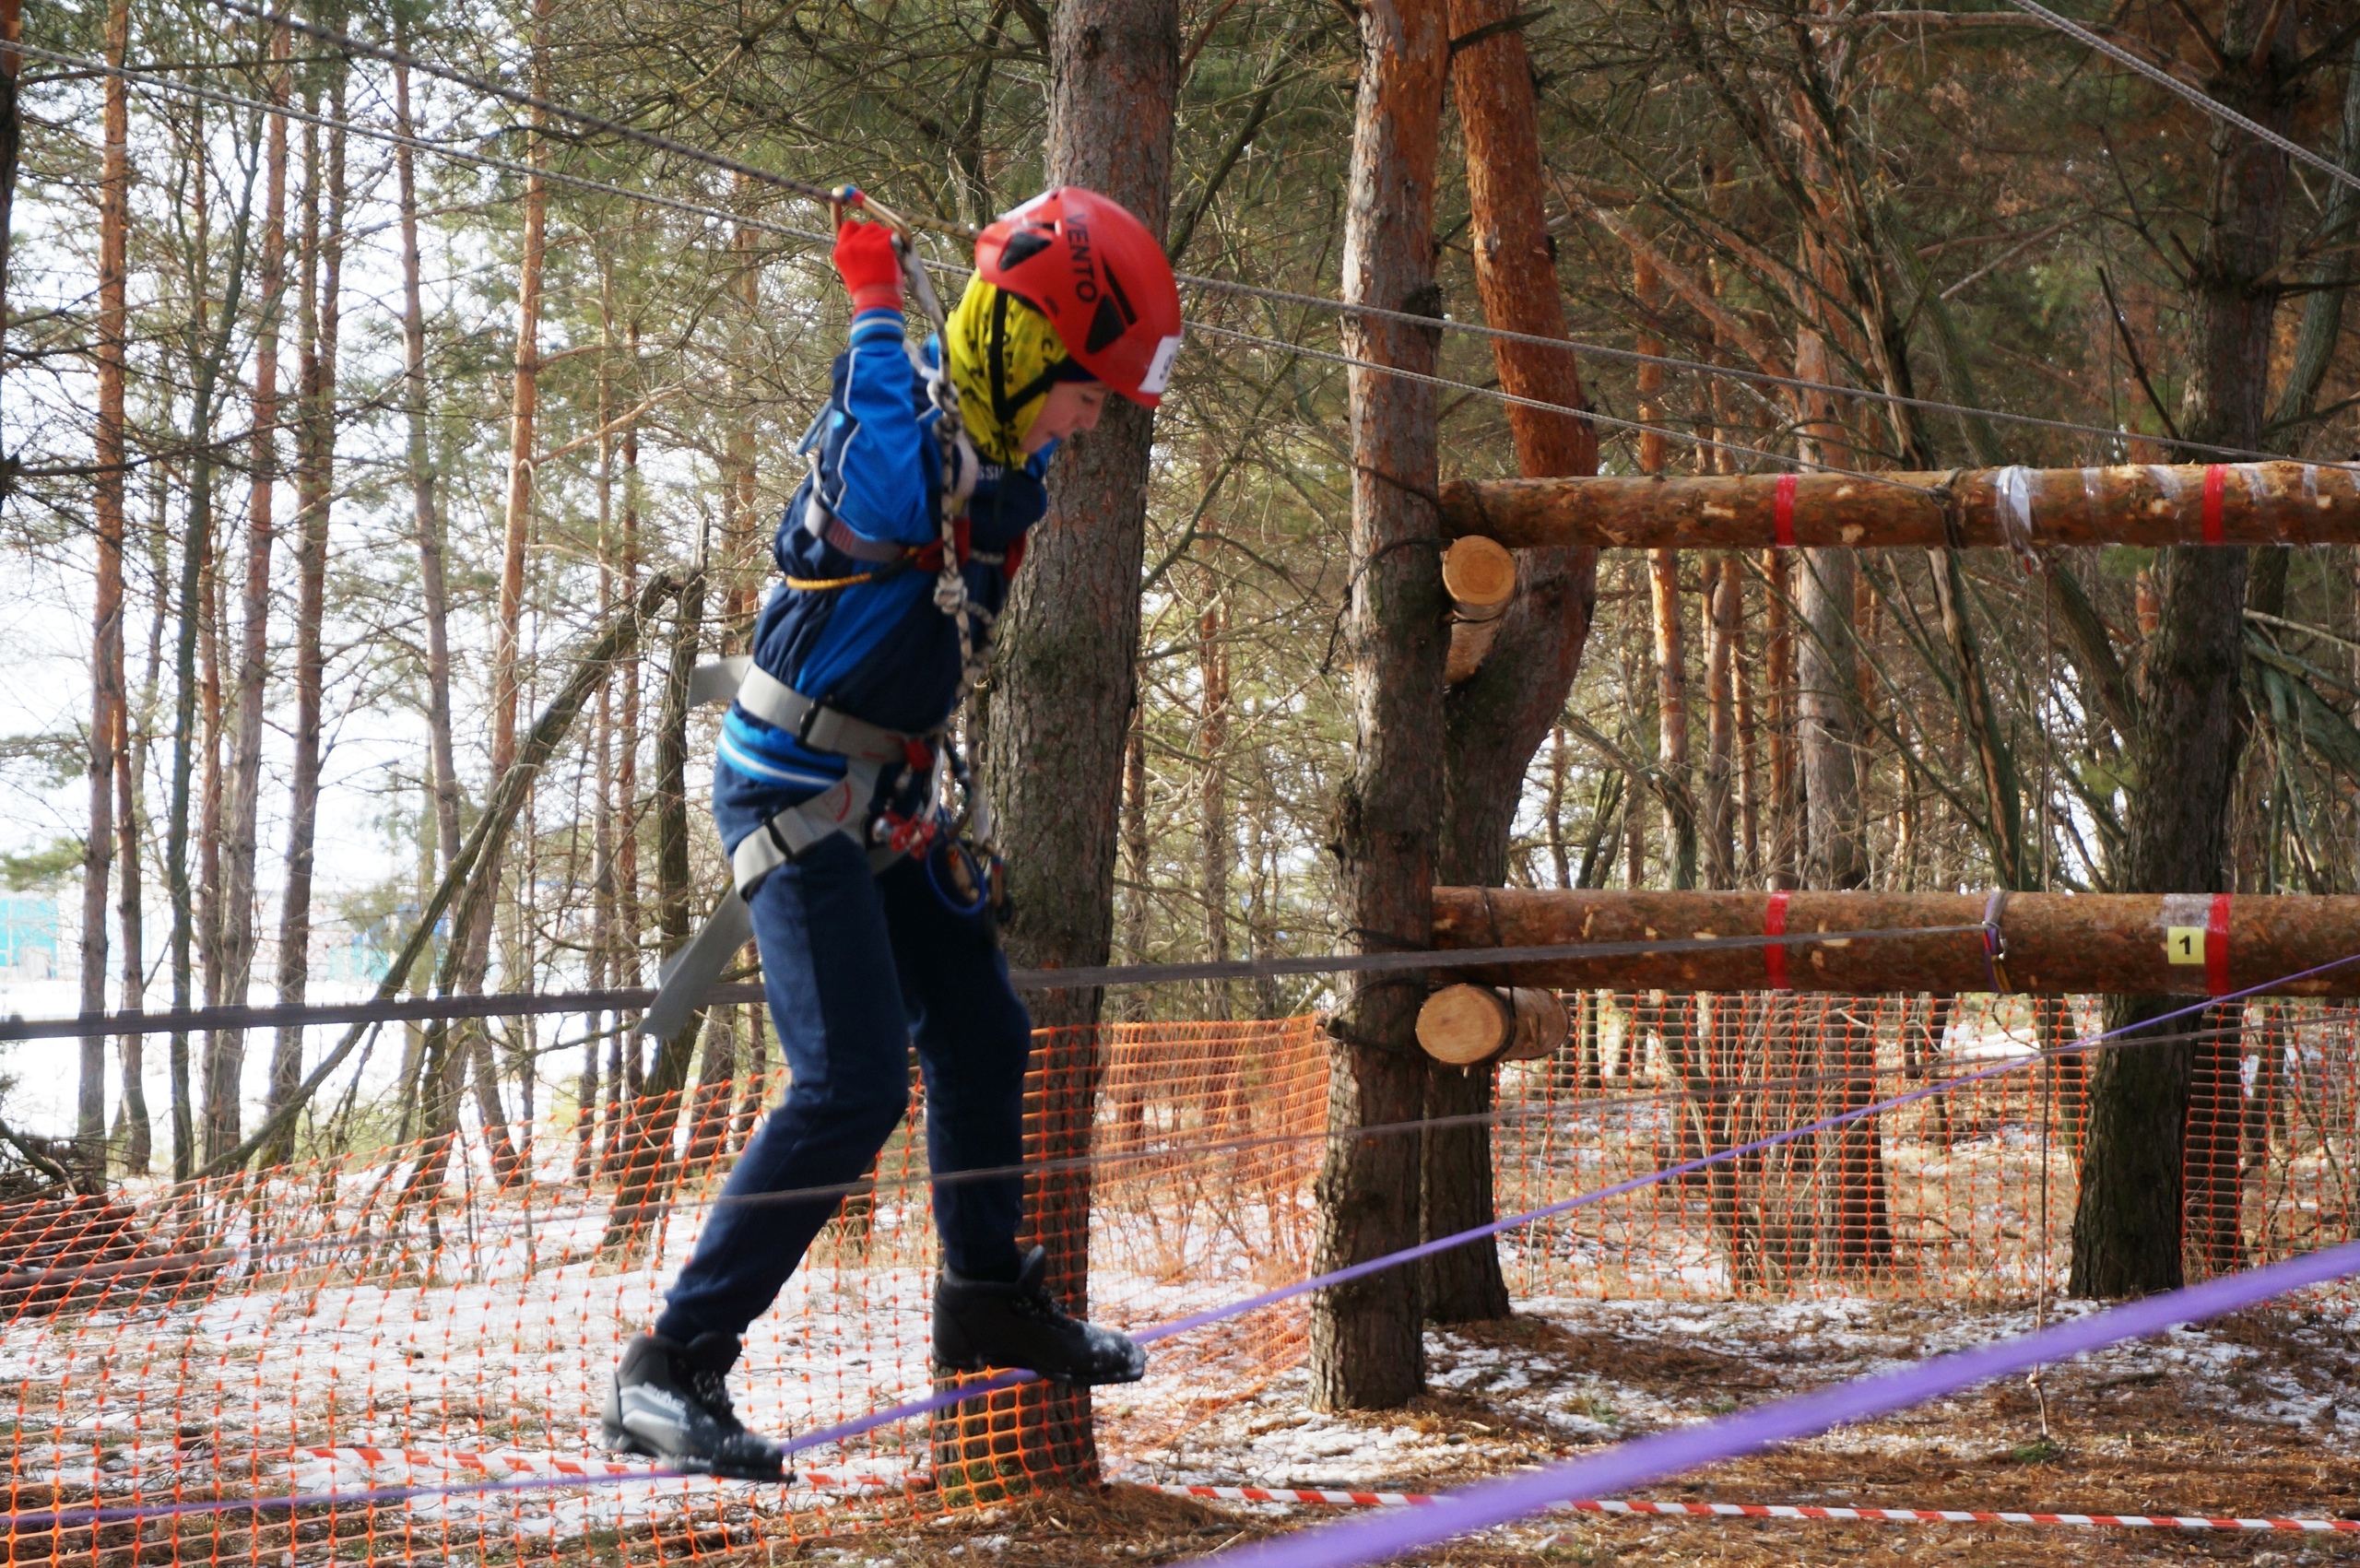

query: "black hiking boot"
left=932, top=1245, right=1147, bottom=1387
left=602, top=1331, right=785, bottom=1480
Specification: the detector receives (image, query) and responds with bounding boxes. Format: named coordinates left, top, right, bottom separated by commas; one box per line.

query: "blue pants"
left=653, top=834, right=1032, bottom=1343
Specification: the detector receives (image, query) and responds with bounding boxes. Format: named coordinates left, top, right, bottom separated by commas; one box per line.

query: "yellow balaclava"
left=946, top=275, right=1079, bottom=466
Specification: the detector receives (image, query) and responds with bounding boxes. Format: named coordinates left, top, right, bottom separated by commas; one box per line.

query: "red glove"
left=833, top=219, right=904, bottom=313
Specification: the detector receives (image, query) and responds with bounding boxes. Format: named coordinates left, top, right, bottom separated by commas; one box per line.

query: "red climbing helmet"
left=975, top=187, right=1184, bottom=408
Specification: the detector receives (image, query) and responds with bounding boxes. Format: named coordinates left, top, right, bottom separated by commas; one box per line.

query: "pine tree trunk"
left=456, top=1, right=549, bottom=1178
left=1797, top=548, right=1865, bottom=889
left=167, top=105, right=261, bottom=1185
left=208, top=30, right=290, bottom=1167
left=1424, top=0, right=1599, bottom=1326
left=1702, top=553, right=1740, bottom=888
left=395, top=44, right=459, bottom=878
left=260, top=76, right=342, bottom=1171
left=2071, top=0, right=2291, bottom=1299
left=1763, top=548, right=1799, bottom=888
left=606, top=575, right=707, bottom=1249
left=1312, top=0, right=1448, bottom=1413
left=953, top=0, right=1178, bottom=1492
left=1199, top=596, right=1233, bottom=1023
left=120, top=470, right=167, bottom=1174
left=80, top=0, right=131, bottom=1149
left=0, top=0, right=18, bottom=401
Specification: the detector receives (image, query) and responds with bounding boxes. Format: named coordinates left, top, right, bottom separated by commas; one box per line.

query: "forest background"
left=3, top=0, right=2358, bottom=1215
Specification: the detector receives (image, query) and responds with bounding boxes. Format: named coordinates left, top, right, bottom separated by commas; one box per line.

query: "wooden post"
left=1430, top=887, right=2360, bottom=996
left=1441, top=461, right=2360, bottom=549
left=1441, top=536, right=1516, bottom=684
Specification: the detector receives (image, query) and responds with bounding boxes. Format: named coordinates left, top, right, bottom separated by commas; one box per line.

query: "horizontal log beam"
left=1439, top=462, right=2360, bottom=550
left=1430, top=889, right=2360, bottom=997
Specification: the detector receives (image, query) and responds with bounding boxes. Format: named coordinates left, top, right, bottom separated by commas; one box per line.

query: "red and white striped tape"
left=288, top=1445, right=908, bottom=1493
left=1149, top=1484, right=2360, bottom=1533
left=287, top=1451, right=2360, bottom=1534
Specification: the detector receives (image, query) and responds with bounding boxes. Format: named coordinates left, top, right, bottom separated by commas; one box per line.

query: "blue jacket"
left=713, top=307, right=1053, bottom=855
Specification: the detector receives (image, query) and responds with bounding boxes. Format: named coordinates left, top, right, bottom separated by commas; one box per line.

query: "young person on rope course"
left=603, top=187, right=1184, bottom=1479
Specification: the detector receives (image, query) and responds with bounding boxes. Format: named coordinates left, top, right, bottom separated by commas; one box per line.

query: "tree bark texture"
left=1313, top=0, right=1449, bottom=1412
left=1442, top=462, right=2360, bottom=548
left=2071, top=0, right=2290, bottom=1300
left=952, top=0, right=1178, bottom=1492
left=1430, top=887, right=2360, bottom=996
left=1422, top=0, right=1599, bottom=1327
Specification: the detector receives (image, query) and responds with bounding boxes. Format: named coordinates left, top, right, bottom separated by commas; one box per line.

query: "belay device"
left=639, top=188, right=1007, bottom=1043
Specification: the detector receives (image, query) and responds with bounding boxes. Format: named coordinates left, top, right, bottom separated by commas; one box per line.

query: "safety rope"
left=1176, top=1237, right=2360, bottom=1568
left=10, top=949, right=2352, bottom=1534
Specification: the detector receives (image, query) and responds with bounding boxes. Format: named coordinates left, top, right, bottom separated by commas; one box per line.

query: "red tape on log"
left=2202, top=465, right=2226, bottom=544
left=2209, top=892, right=2233, bottom=997
left=1773, top=473, right=1798, bottom=548
left=1764, top=891, right=1791, bottom=990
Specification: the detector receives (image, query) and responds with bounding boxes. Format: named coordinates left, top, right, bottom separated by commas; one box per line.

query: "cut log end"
left=1442, top=535, right=1516, bottom=618
left=1417, top=984, right=1568, bottom=1066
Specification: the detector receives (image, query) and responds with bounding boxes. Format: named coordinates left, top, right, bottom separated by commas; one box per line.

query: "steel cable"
left=124, top=4, right=2360, bottom=473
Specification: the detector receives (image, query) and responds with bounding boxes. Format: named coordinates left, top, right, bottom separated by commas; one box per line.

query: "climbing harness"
left=639, top=189, right=1009, bottom=1042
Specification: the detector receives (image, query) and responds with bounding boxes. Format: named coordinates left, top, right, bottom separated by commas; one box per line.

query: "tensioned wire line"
left=1186, top=319, right=1941, bottom=494
left=0, top=924, right=1992, bottom=1041
left=6, top=948, right=2353, bottom=1534
left=14, top=1001, right=2260, bottom=1292
left=180, top=1, right=2360, bottom=473
left=18, top=39, right=1939, bottom=499
left=11, top=41, right=1936, bottom=494
left=10, top=41, right=840, bottom=252
left=1992, top=0, right=2360, bottom=197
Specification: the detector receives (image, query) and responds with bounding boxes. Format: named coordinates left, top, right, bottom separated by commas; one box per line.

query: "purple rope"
left=11, top=951, right=2352, bottom=1534
left=1187, top=1236, right=2360, bottom=1568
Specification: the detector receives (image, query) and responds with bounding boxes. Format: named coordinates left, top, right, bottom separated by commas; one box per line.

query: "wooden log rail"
left=1438, top=462, right=2359, bottom=550
left=1431, top=889, right=2360, bottom=996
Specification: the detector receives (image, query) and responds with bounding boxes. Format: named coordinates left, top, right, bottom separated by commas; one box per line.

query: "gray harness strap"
left=637, top=663, right=920, bottom=1041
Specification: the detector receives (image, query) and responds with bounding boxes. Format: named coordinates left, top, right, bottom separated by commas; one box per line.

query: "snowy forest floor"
left=887, top=1294, right=2360, bottom=1568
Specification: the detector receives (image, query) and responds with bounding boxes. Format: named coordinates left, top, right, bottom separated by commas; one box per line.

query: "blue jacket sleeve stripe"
left=832, top=310, right=933, bottom=547
left=716, top=726, right=844, bottom=791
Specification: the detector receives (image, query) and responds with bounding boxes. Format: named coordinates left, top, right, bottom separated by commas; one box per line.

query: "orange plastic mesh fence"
left=1488, top=992, right=2360, bottom=1301
left=4, top=996, right=2352, bottom=1562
